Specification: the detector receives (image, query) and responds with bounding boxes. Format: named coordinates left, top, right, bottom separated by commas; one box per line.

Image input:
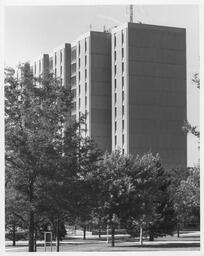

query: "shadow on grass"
left=118, top=243, right=200, bottom=248
left=6, top=244, right=28, bottom=248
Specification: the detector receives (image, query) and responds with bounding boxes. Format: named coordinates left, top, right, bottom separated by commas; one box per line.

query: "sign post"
left=44, top=232, right=53, bottom=252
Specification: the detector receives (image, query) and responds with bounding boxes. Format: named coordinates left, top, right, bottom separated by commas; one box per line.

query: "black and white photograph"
left=2, top=0, right=202, bottom=254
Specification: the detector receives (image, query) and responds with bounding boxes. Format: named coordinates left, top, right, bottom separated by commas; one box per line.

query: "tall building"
left=49, top=43, right=71, bottom=89
left=112, top=22, right=187, bottom=167
left=29, top=22, right=187, bottom=167
left=71, top=31, right=112, bottom=151
left=30, top=54, right=49, bottom=79
left=30, top=31, right=112, bottom=153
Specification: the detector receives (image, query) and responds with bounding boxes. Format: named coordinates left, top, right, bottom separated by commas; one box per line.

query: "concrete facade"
left=112, top=23, right=187, bottom=167
left=72, top=31, right=112, bottom=152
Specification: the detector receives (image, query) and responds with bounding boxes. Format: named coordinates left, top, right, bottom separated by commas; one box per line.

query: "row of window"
left=54, top=51, right=63, bottom=66
left=78, top=39, right=88, bottom=134
left=78, top=69, right=88, bottom=82
left=114, top=135, right=125, bottom=147
left=34, top=61, right=42, bottom=74
left=114, top=30, right=124, bottom=48
left=78, top=39, right=87, bottom=56
left=54, top=65, right=63, bottom=77
left=114, top=77, right=125, bottom=91
left=78, top=55, right=88, bottom=68
left=114, top=62, right=125, bottom=76
left=78, top=95, right=88, bottom=108
left=114, top=89, right=125, bottom=103
left=115, top=120, right=125, bottom=132
left=114, top=105, right=125, bottom=118
left=114, top=48, right=124, bottom=61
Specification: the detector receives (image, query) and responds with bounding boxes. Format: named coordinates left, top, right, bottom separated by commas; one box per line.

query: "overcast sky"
left=4, top=5, right=200, bottom=166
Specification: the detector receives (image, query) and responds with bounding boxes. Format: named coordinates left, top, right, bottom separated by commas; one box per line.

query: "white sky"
left=3, top=4, right=200, bottom=166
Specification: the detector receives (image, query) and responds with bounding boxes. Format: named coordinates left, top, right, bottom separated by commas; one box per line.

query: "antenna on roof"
left=130, top=4, right=133, bottom=23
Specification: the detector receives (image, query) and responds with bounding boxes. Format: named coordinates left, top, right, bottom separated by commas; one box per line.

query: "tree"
left=66, top=137, right=103, bottom=240
left=5, top=64, right=103, bottom=251
left=122, top=153, right=176, bottom=245
left=5, top=64, right=76, bottom=251
left=182, top=73, right=200, bottom=140
left=171, top=166, right=200, bottom=236
left=90, top=150, right=134, bottom=247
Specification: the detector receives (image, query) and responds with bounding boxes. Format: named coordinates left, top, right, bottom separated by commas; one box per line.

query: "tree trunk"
left=28, top=210, right=35, bottom=252
left=98, top=226, right=101, bottom=239
left=12, top=222, right=16, bottom=246
left=83, top=225, right=86, bottom=240
left=177, top=224, right=180, bottom=238
left=28, top=179, right=35, bottom=252
left=149, top=233, right=154, bottom=241
left=111, top=226, right=115, bottom=247
left=34, top=229, right=37, bottom=252
left=139, top=225, right=143, bottom=246
left=56, top=217, right=60, bottom=252
left=149, top=226, right=154, bottom=241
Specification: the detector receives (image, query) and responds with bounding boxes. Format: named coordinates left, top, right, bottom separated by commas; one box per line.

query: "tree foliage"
left=182, top=73, right=200, bottom=139
left=5, top=64, right=102, bottom=251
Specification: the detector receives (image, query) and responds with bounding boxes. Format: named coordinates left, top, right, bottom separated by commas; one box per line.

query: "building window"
left=79, top=98, right=81, bottom=108
left=122, top=148, right=124, bottom=155
left=85, top=69, right=87, bottom=79
left=78, top=71, right=80, bottom=81
left=122, top=134, right=124, bottom=145
left=55, top=68, right=57, bottom=77
left=114, top=65, right=117, bottom=75
left=85, top=96, right=87, bottom=107
left=122, top=76, right=124, bottom=88
left=60, top=50, right=62, bottom=63
left=78, top=43, right=80, bottom=55
left=60, top=66, right=62, bottom=75
left=122, top=31, right=124, bottom=44
left=114, top=34, right=116, bottom=47
left=115, top=107, right=117, bottom=118
left=122, top=91, right=124, bottom=102
left=115, top=93, right=117, bottom=104
left=122, top=119, right=124, bottom=131
left=85, top=39, right=87, bottom=52
left=122, top=48, right=124, bottom=59
left=115, top=135, right=117, bottom=146
left=114, top=51, right=116, bottom=61
left=79, top=84, right=81, bottom=95
left=115, top=79, right=117, bottom=90
left=122, top=105, right=124, bottom=116
left=85, top=55, right=87, bottom=66
left=78, top=58, right=80, bottom=68
left=115, top=121, right=117, bottom=132
left=85, top=82, right=87, bottom=94
left=122, top=62, right=124, bottom=73
left=55, top=52, right=57, bottom=65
